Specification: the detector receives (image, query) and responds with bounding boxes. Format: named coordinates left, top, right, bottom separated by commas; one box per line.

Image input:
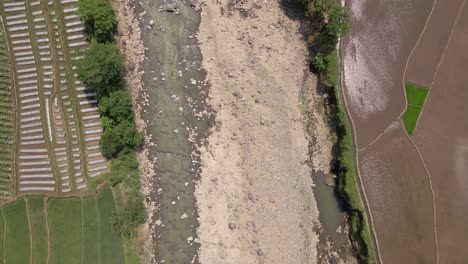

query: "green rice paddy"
left=2, top=198, right=30, bottom=264
left=0, top=187, right=127, bottom=263
left=403, top=83, right=429, bottom=135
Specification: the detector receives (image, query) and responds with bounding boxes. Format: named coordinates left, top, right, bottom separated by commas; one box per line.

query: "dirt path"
left=24, top=198, right=33, bottom=264
left=195, top=1, right=320, bottom=263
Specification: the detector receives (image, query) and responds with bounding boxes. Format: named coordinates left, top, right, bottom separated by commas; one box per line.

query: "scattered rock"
left=257, top=249, right=264, bottom=256
left=149, top=19, right=155, bottom=26
left=128, top=63, right=136, bottom=71
left=162, top=3, right=178, bottom=12
left=232, top=91, right=241, bottom=98
left=181, top=213, right=188, bottom=219
left=228, top=223, right=236, bottom=229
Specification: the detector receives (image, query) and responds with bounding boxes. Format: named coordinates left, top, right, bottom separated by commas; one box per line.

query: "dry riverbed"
left=113, top=0, right=354, bottom=262
left=196, top=1, right=324, bottom=263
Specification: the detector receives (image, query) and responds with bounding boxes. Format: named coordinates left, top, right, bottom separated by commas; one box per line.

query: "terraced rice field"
left=0, top=187, right=125, bottom=263
left=0, top=0, right=108, bottom=197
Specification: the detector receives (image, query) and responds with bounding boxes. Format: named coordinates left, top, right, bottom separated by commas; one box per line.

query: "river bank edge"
left=111, top=0, right=157, bottom=263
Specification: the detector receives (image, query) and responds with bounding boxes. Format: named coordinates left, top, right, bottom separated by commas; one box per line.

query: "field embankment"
left=295, top=0, right=378, bottom=262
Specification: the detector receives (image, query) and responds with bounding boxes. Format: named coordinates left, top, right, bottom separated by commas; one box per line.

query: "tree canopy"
left=78, top=0, right=116, bottom=43
left=101, top=120, right=143, bottom=159
left=75, top=41, right=124, bottom=97
left=99, top=90, right=134, bottom=127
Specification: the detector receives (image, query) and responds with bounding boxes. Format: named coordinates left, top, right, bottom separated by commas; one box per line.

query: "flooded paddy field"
left=343, top=0, right=431, bottom=146
left=359, top=121, right=436, bottom=263
left=345, top=0, right=468, bottom=263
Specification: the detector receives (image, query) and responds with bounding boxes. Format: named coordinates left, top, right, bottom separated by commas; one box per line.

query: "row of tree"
left=77, top=0, right=145, bottom=238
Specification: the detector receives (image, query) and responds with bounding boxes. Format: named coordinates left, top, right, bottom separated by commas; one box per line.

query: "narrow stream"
left=138, top=1, right=212, bottom=263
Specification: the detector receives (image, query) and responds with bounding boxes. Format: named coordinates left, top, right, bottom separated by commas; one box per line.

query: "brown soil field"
left=359, top=121, right=436, bottom=264
left=413, top=2, right=468, bottom=262
left=345, top=0, right=468, bottom=263
left=405, top=0, right=465, bottom=87
left=343, top=0, right=432, bottom=147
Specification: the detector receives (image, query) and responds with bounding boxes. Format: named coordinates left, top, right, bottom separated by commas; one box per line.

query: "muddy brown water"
left=138, top=1, right=212, bottom=263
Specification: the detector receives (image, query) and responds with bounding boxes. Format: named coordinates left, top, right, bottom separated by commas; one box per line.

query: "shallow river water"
left=139, top=1, right=212, bottom=263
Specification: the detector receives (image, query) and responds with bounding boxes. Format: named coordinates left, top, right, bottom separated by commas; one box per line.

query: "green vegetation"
left=48, top=198, right=82, bottom=264
left=406, top=83, right=429, bottom=106
left=403, top=106, right=423, bottom=135
left=75, top=41, right=124, bottom=97
left=0, top=208, right=4, bottom=262
left=77, top=0, right=145, bottom=257
left=330, top=83, right=377, bottom=264
left=0, top=29, right=15, bottom=199
left=403, top=83, right=429, bottom=135
left=77, top=0, right=117, bottom=43
left=97, top=188, right=125, bottom=264
left=296, top=0, right=349, bottom=76
left=101, top=121, right=143, bottom=158
left=27, top=197, right=48, bottom=264
left=295, top=0, right=377, bottom=262
left=2, top=198, right=30, bottom=264
left=0, top=190, right=129, bottom=263
left=82, top=196, right=100, bottom=263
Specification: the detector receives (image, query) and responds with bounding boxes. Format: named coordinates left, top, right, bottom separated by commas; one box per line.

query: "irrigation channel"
left=137, top=0, right=354, bottom=262
left=138, top=1, right=212, bottom=263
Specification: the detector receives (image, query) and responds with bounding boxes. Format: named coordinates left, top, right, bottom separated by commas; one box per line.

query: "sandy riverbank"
left=195, top=1, right=322, bottom=263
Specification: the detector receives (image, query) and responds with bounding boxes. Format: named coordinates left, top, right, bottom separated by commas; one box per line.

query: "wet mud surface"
left=359, top=121, right=436, bottom=264
left=345, top=0, right=468, bottom=263
left=343, top=0, right=432, bottom=147
left=405, top=0, right=465, bottom=87
left=413, top=2, right=468, bottom=262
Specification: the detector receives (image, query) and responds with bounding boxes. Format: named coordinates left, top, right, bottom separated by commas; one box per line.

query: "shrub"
left=112, top=194, right=145, bottom=238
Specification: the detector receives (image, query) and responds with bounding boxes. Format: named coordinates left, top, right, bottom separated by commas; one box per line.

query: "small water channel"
left=138, top=1, right=212, bottom=263
left=313, top=170, right=355, bottom=263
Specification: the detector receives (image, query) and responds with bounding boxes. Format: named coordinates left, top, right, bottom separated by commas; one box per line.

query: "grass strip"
left=48, top=197, right=82, bottom=264
left=27, top=196, right=48, bottom=264
left=0, top=208, right=3, bottom=263
left=114, top=186, right=141, bottom=264
left=82, top=196, right=99, bottom=264
left=331, top=85, right=377, bottom=263
left=318, top=44, right=378, bottom=263
left=97, top=187, right=125, bottom=264
left=3, top=198, right=30, bottom=264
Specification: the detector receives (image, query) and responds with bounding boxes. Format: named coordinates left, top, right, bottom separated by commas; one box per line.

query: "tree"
left=99, top=90, right=134, bottom=125
left=101, top=120, right=143, bottom=158
left=75, top=41, right=124, bottom=97
left=78, top=0, right=116, bottom=43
